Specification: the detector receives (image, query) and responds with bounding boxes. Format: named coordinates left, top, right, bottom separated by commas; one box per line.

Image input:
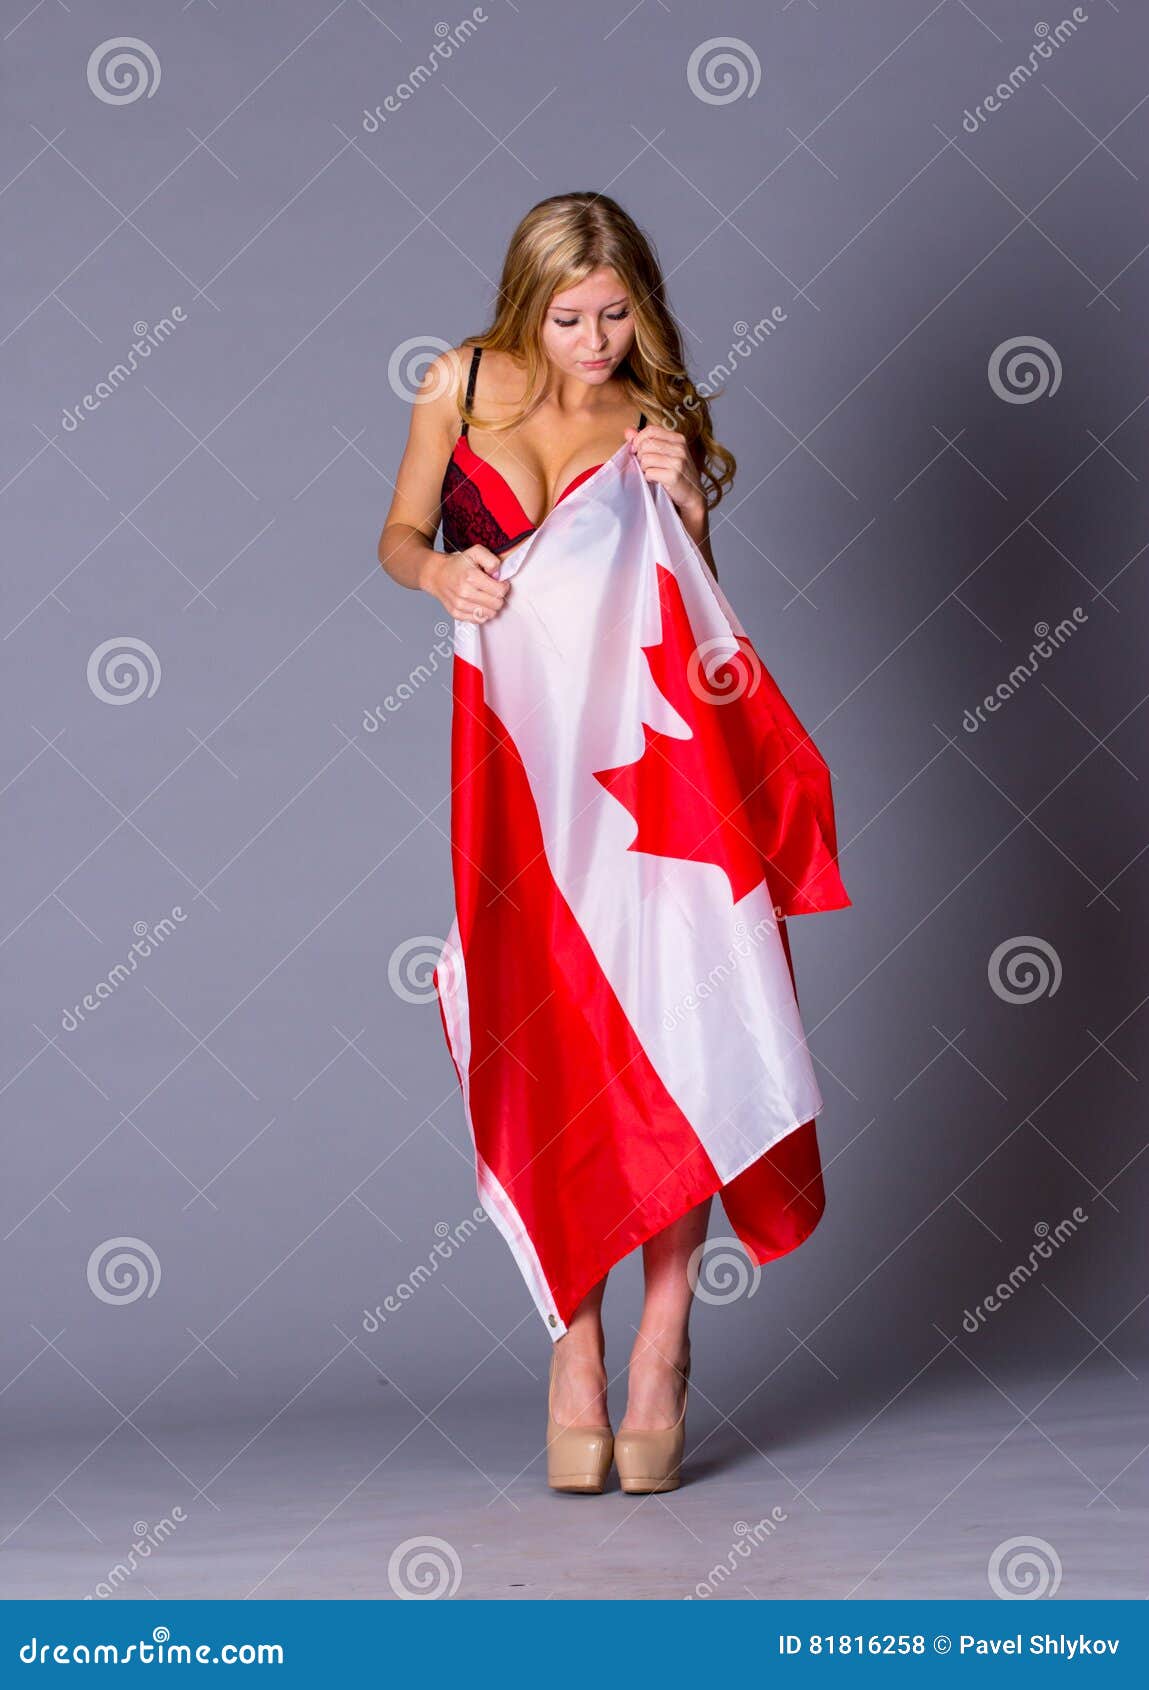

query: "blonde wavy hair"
left=454, top=191, right=736, bottom=512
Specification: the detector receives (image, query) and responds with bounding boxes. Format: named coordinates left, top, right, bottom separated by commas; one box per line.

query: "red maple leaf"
left=593, top=565, right=847, bottom=913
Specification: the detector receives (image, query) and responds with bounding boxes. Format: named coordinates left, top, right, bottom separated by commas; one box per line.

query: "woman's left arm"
left=626, top=424, right=718, bottom=581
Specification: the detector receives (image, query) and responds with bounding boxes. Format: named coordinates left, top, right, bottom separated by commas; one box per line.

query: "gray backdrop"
left=2, top=0, right=1146, bottom=1593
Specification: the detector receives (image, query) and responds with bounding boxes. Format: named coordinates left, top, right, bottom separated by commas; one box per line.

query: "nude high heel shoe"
left=614, top=1355, right=691, bottom=1494
left=545, top=1351, right=614, bottom=1494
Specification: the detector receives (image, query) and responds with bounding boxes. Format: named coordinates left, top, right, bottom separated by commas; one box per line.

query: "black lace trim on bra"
left=440, top=454, right=532, bottom=556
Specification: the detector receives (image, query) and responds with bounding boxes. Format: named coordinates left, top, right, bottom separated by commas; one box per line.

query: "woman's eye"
left=551, top=310, right=630, bottom=327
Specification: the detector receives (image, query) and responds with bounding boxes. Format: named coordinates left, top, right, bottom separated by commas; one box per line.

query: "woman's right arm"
left=377, top=350, right=509, bottom=623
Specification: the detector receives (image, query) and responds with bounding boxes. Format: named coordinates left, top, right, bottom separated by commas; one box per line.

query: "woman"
left=378, top=192, right=847, bottom=1496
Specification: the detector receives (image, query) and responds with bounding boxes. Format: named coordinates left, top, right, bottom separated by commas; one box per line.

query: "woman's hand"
left=625, top=423, right=705, bottom=522
left=420, top=545, right=510, bottom=623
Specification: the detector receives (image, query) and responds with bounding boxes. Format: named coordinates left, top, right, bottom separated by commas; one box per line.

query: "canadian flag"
left=436, top=440, right=851, bottom=1336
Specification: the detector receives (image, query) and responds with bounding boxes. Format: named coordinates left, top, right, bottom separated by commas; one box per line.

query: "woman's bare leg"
left=621, top=1197, right=712, bottom=1430
left=549, top=1274, right=610, bottom=1427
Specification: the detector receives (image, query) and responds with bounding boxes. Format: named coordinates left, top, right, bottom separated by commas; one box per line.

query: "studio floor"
left=2, top=1357, right=1143, bottom=1602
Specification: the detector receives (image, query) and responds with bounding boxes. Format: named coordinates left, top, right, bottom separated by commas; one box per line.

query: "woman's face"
left=540, top=267, right=637, bottom=387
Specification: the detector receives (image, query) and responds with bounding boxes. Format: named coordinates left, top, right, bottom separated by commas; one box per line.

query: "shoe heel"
left=545, top=1352, right=613, bottom=1494
left=614, top=1359, right=689, bottom=1494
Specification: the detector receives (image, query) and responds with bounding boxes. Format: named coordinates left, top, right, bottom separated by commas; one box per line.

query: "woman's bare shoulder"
left=416, top=345, right=469, bottom=416
left=415, top=343, right=521, bottom=428
left=466, top=345, right=533, bottom=412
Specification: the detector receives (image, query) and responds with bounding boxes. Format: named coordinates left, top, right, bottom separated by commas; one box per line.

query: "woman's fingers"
left=631, top=431, right=703, bottom=512
left=451, top=557, right=510, bottom=622
left=465, top=564, right=509, bottom=605
left=462, top=573, right=506, bottom=604
left=467, top=545, right=505, bottom=576
left=633, top=423, right=682, bottom=450
left=635, top=446, right=686, bottom=469
left=632, top=429, right=685, bottom=457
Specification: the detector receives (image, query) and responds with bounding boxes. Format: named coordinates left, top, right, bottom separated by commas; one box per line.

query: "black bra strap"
left=460, top=344, right=481, bottom=437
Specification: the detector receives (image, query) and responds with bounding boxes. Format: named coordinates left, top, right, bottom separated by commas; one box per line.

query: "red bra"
left=440, top=344, right=647, bottom=555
